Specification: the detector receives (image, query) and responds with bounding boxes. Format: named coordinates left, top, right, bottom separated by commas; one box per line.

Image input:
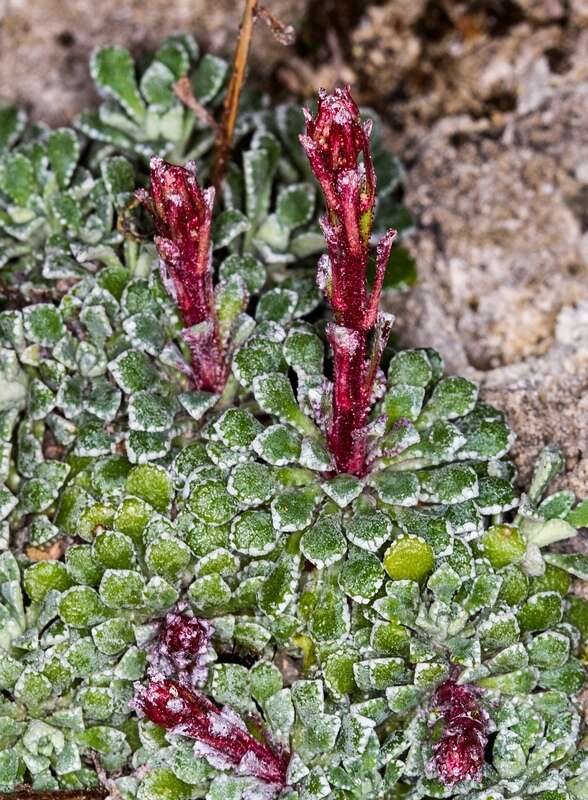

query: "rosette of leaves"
left=0, top=126, right=134, bottom=295
left=0, top=458, right=383, bottom=798
left=2, top=437, right=586, bottom=797
left=77, top=34, right=230, bottom=163
left=0, top=238, right=264, bottom=549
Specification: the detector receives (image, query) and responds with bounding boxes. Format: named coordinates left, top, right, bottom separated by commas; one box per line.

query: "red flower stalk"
left=300, top=88, right=396, bottom=476
left=136, top=157, right=229, bottom=394
left=148, top=609, right=214, bottom=687
left=133, top=678, right=288, bottom=788
left=429, top=679, right=489, bottom=786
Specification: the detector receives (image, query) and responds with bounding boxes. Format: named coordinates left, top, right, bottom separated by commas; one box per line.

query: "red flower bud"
left=148, top=610, right=214, bottom=687
left=300, top=87, right=375, bottom=217
left=133, top=679, right=288, bottom=788
left=137, top=157, right=229, bottom=393
left=301, top=87, right=396, bottom=476
left=430, top=679, right=489, bottom=786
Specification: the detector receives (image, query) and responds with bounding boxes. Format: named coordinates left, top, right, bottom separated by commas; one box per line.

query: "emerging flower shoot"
left=301, top=87, right=396, bottom=476
left=137, top=157, right=231, bottom=394
left=429, top=679, right=489, bottom=786
left=148, top=608, right=214, bottom=687
left=134, top=678, right=289, bottom=788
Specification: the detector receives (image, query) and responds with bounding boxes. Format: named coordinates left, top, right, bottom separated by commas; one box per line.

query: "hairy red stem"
left=301, top=88, right=396, bottom=475
left=133, top=678, right=288, bottom=787
left=136, top=158, right=228, bottom=393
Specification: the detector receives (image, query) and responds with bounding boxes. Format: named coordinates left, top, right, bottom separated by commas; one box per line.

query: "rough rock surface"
left=0, top=0, right=587, bottom=500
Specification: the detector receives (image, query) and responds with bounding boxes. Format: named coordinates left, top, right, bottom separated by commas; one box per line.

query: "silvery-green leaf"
left=283, top=327, right=324, bottom=376
left=91, top=46, right=146, bottom=122
left=419, top=464, right=478, bottom=505
left=276, top=183, right=315, bottom=229
left=418, top=376, right=478, bottom=428
left=219, top=253, right=266, bottom=294
left=0, top=105, right=26, bottom=153
left=230, top=510, right=278, bottom=557
left=108, top=349, right=159, bottom=393
left=300, top=516, right=347, bottom=568
left=252, top=424, right=301, bottom=466
left=271, top=487, right=319, bottom=532
left=338, top=548, right=384, bottom=603
left=476, top=475, right=519, bottom=515
left=370, top=471, right=419, bottom=506
left=322, top=474, right=363, bottom=509
left=0, top=152, right=36, bottom=206
left=256, top=288, right=298, bottom=326
left=232, top=338, right=285, bottom=388
left=252, top=373, right=317, bottom=437
left=191, top=54, right=227, bottom=103
left=388, top=350, right=432, bottom=387
left=212, top=208, right=250, bottom=250
left=227, top=462, right=277, bottom=508
left=345, top=512, right=392, bottom=551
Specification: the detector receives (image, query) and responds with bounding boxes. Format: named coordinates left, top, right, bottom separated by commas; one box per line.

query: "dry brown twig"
left=173, top=76, right=219, bottom=131
left=210, top=0, right=293, bottom=194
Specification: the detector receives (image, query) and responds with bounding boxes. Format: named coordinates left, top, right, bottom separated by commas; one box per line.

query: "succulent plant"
left=0, top=123, right=134, bottom=298
left=1, top=432, right=586, bottom=797
left=1, top=79, right=586, bottom=800
left=1, top=18, right=586, bottom=800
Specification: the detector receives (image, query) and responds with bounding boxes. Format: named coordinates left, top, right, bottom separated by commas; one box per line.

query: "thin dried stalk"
left=173, top=77, right=219, bottom=130
left=210, top=0, right=258, bottom=194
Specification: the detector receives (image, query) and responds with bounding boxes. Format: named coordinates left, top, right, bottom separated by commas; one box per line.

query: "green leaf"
left=140, top=60, right=176, bottom=108
left=145, top=535, right=192, bottom=583
left=338, top=548, right=384, bottom=603
left=125, top=464, right=173, bottom=514
left=252, top=424, right=301, bottom=466
left=0, top=105, right=26, bottom=153
left=256, top=288, right=298, bottom=326
left=24, top=561, right=72, bottom=603
left=283, top=328, right=324, bottom=375
left=46, top=128, right=80, bottom=190
left=230, top=510, right=278, bottom=556
left=300, top=516, right=347, bottom=568
left=191, top=54, right=227, bottom=103
left=91, top=46, right=146, bottom=122
left=419, top=464, right=479, bottom=504
left=544, top=553, right=588, bottom=581
left=276, top=183, right=315, bottom=229
left=212, top=208, right=250, bottom=249
left=227, top=462, right=277, bottom=507
left=243, top=134, right=280, bottom=225
left=99, top=569, right=144, bottom=608
left=252, top=373, right=317, bottom=437
left=567, top=499, right=588, bottom=528
left=219, top=253, right=266, bottom=294
left=187, top=480, right=239, bottom=525
left=418, top=376, right=478, bottom=428
left=381, top=246, right=417, bottom=291
left=58, top=586, right=108, bottom=628
left=128, top=391, right=175, bottom=432
left=0, top=152, right=35, bottom=205
left=271, top=487, right=319, bottom=532
left=101, top=156, right=135, bottom=201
